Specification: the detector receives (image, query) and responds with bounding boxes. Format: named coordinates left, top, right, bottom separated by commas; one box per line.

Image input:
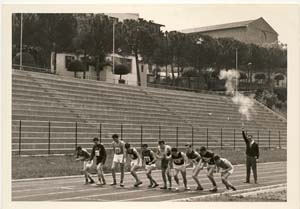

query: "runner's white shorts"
left=83, top=160, right=93, bottom=170
left=207, top=164, right=216, bottom=171
left=222, top=167, right=234, bottom=175
left=145, top=163, right=156, bottom=170
left=131, top=159, right=142, bottom=167
left=113, top=154, right=125, bottom=163
left=173, top=164, right=186, bottom=172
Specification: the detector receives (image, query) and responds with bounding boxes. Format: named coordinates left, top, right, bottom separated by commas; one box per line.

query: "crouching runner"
left=75, top=146, right=95, bottom=184
left=170, top=147, right=190, bottom=191
left=125, top=143, right=143, bottom=187
left=141, top=144, right=159, bottom=188
left=214, top=155, right=236, bottom=191
left=185, top=143, right=203, bottom=190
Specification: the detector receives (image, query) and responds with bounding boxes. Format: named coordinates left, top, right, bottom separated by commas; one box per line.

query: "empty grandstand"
left=12, top=69, right=287, bottom=155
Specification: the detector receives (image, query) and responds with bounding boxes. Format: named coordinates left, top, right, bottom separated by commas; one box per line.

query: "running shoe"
left=195, top=186, right=204, bottom=191
left=209, top=187, right=218, bottom=192
left=152, top=183, right=159, bottom=188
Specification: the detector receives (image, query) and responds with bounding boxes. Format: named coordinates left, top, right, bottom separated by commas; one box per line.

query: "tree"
left=67, top=60, right=87, bottom=78
left=12, top=13, right=77, bottom=69
left=114, top=64, right=130, bottom=83
left=117, top=19, right=161, bottom=86
left=73, top=14, right=115, bottom=80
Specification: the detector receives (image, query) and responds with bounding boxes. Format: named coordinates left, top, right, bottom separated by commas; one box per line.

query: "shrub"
left=255, top=73, right=266, bottom=80
left=67, top=60, right=87, bottom=77
left=114, top=64, right=130, bottom=81
left=182, top=68, right=198, bottom=77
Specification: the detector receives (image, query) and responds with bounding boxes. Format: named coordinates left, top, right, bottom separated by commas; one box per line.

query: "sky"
left=126, top=5, right=297, bottom=44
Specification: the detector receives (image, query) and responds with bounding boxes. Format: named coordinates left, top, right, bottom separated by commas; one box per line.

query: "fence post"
left=48, top=121, right=51, bottom=155
left=233, top=128, right=236, bottom=150
left=140, top=125, right=143, bottom=148
left=75, top=121, right=78, bottom=150
left=191, top=126, right=194, bottom=149
left=176, top=126, right=179, bottom=148
left=220, top=128, right=223, bottom=149
left=257, top=130, right=260, bottom=145
left=278, top=130, right=281, bottom=148
left=19, top=120, right=22, bottom=156
left=206, top=128, right=209, bottom=149
left=158, top=125, right=161, bottom=141
left=99, top=123, right=102, bottom=144
left=269, top=130, right=271, bottom=149
left=121, top=123, right=123, bottom=140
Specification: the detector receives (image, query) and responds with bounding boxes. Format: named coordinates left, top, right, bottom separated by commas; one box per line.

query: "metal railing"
left=13, top=120, right=287, bottom=156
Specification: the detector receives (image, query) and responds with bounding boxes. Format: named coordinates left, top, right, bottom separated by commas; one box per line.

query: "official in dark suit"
left=242, top=126, right=259, bottom=184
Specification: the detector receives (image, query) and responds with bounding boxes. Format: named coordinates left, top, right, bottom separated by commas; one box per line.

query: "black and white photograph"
left=1, top=3, right=300, bottom=208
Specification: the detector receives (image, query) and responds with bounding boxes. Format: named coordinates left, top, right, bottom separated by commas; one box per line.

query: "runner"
left=156, top=140, right=172, bottom=190
left=199, top=146, right=218, bottom=192
left=125, top=143, right=143, bottom=187
left=111, top=134, right=126, bottom=187
left=214, top=155, right=237, bottom=191
left=75, top=146, right=95, bottom=184
left=141, top=144, right=159, bottom=188
left=185, top=143, right=203, bottom=190
left=170, top=147, right=190, bottom=191
left=89, top=137, right=107, bottom=185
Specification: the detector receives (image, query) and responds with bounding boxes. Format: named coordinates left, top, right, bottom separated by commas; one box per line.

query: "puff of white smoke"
left=232, top=92, right=254, bottom=121
left=219, top=69, right=240, bottom=96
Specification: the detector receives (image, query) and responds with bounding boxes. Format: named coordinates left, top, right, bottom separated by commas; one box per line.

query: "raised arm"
left=242, top=127, right=249, bottom=144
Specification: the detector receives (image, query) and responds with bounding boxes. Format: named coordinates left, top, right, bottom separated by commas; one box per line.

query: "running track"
left=12, top=161, right=286, bottom=202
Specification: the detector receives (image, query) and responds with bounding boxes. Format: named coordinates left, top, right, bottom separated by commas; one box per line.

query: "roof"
left=180, top=18, right=256, bottom=34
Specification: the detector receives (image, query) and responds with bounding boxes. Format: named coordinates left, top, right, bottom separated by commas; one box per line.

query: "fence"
left=12, top=120, right=287, bottom=156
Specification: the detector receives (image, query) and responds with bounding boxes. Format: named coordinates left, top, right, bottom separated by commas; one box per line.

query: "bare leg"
left=161, top=168, right=167, bottom=188
left=207, top=167, right=217, bottom=189
left=120, top=163, right=125, bottom=183
left=111, top=162, right=117, bottom=184
left=181, top=170, right=188, bottom=188
left=131, top=165, right=140, bottom=182
left=167, top=167, right=172, bottom=188
left=192, top=166, right=202, bottom=188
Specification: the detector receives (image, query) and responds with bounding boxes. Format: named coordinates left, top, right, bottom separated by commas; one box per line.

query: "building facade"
left=180, top=17, right=278, bottom=45
left=50, top=52, right=149, bottom=86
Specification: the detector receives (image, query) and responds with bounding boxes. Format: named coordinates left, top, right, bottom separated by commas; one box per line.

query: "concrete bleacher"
left=12, top=69, right=287, bottom=155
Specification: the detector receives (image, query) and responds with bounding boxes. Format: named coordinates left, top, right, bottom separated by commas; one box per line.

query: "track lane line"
left=12, top=161, right=286, bottom=190
left=12, top=165, right=286, bottom=200
left=12, top=163, right=286, bottom=194
left=110, top=175, right=286, bottom=201
left=51, top=172, right=286, bottom=201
